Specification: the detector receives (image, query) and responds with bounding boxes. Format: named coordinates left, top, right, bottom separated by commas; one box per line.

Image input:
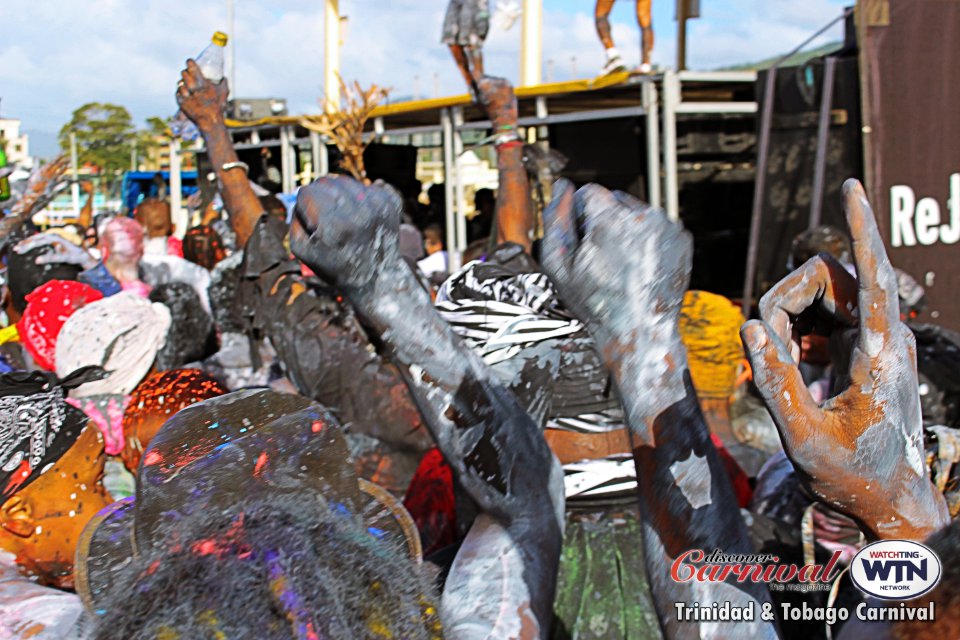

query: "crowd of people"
left=0, top=5, right=959, bottom=640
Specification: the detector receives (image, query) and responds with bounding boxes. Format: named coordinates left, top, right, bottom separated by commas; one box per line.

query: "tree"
left=59, top=103, right=136, bottom=181
left=134, top=116, right=172, bottom=170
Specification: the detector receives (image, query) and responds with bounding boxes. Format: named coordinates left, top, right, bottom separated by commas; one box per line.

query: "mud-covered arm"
left=176, top=60, right=261, bottom=248
left=237, top=216, right=431, bottom=452
left=289, top=176, right=563, bottom=639
left=743, top=180, right=949, bottom=541
left=542, top=181, right=777, bottom=640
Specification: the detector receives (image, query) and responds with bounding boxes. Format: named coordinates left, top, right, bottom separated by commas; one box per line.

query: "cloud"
left=1, top=0, right=847, bottom=147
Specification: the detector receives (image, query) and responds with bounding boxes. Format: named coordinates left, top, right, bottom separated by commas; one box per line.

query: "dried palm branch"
left=304, top=77, right=389, bottom=183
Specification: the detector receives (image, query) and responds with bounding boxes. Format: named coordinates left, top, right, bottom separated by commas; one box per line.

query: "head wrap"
left=0, top=367, right=105, bottom=499
left=148, top=282, right=215, bottom=370
left=55, top=292, right=172, bottom=397
left=182, top=225, right=227, bottom=271
left=16, top=280, right=103, bottom=371
left=678, top=291, right=746, bottom=399
left=121, top=369, right=227, bottom=471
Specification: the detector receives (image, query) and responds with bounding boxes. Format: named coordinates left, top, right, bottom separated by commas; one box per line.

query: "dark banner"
left=859, top=0, right=960, bottom=330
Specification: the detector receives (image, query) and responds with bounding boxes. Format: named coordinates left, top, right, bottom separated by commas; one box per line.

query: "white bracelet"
left=222, top=161, right=249, bottom=173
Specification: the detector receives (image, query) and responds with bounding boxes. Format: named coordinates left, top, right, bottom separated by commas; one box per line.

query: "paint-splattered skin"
left=474, top=77, right=534, bottom=252
left=541, top=180, right=778, bottom=639
left=743, top=179, right=949, bottom=541
left=177, top=60, right=260, bottom=248
left=290, top=177, right=564, bottom=639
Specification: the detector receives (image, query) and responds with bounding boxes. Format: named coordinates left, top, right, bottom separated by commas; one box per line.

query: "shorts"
left=441, top=0, right=490, bottom=46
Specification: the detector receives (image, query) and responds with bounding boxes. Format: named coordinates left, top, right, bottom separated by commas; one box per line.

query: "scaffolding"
left=206, top=70, right=758, bottom=268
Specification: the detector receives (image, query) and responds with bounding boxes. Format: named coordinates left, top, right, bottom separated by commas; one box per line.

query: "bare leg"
left=448, top=44, right=479, bottom=97
left=595, top=0, right=616, bottom=49
left=464, top=45, right=485, bottom=82
left=637, top=0, right=654, bottom=69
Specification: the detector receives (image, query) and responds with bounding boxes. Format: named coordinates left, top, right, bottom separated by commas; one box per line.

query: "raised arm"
left=475, top=77, right=534, bottom=252
left=176, top=59, right=261, bottom=247
left=743, top=179, right=949, bottom=541
left=541, top=181, right=778, bottom=639
left=289, top=176, right=563, bottom=639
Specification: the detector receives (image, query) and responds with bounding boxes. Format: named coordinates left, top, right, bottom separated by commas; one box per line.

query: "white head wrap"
left=55, top=292, right=172, bottom=397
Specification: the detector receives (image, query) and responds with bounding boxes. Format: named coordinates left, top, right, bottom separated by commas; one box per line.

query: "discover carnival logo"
left=849, top=540, right=942, bottom=600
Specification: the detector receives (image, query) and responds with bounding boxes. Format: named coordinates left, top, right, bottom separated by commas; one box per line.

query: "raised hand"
left=743, top=179, right=949, bottom=541
left=290, top=175, right=564, bottom=638
left=542, top=180, right=776, bottom=639
left=290, top=176, right=406, bottom=295
left=176, top=59, right=229, bottom=131
left=14, top=233, right=97, bottom=270
left=542, top=180, right=692, bottom=442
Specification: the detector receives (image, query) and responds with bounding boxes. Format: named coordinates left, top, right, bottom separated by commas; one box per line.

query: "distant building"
left=0, top=118, right=32, bottom=169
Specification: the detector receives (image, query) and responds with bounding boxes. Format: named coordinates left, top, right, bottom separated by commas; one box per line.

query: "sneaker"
left=601, top=54, right=626, bottom=75
left=638, top=62, right=653, bottom=74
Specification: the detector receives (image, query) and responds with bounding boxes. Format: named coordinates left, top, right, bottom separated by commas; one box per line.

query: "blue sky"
left=1, top=0, right=850, bottom=155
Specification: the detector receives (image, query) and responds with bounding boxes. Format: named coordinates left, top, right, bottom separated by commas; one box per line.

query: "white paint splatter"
left=441, top=515, right=539, bottom=639
left=669, top=450, right=712, bottom=509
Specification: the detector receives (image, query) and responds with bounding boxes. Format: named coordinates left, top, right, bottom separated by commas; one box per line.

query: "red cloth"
left=403, top=448, right=457, bottom=557
left=166, top=235, right=183, bottom=258
left=17, top=280, right=103, bottom=371
left=711, top=433, right=753, bottom=508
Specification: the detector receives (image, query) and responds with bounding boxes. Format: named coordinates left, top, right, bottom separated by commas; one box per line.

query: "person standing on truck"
left=595, top=0, right=655, bottom=75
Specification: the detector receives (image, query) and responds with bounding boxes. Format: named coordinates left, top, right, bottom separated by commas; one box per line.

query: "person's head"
left=474, top=188, right=495, bottom=217
left=427, top=183, right=445, bottom=213
left=5, top=230, right=82, bottom=317
left=100, top=216, right=145, bottom=266
left=17, top=280, right=103, bottom=371
left=56, top=292, right=172, bottom=397
left=788, top=225, right=852, bottom=271
left=135, top=198, right=173, bottom=239
left=182, top=225, right=227, bottom=272
left=121, top=369, right=228, bottom=472
left=423, top=224, right=444, bottom=256
left=258, top=195, right=288, bottom=224
left=0, top=372, right=110, bottom=588
left=148, top=282, right=216, bottom=370
left=85, top=390, right=439, bottom=639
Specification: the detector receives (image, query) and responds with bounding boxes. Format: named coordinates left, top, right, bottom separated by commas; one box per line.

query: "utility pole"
left=69, top=132, right=80, bottom=216
left=520, top=0, right=543, bottom=86
left=227, top=0, right=236, bottom=97
left=676, top=0, right=701, bottom=71
left=677, top=0, right=688, bottom=71
left=324, top=0, right=340, bottom=112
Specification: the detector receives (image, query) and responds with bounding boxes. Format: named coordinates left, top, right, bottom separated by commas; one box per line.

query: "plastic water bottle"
left=171, top=31, right=228, bottom=140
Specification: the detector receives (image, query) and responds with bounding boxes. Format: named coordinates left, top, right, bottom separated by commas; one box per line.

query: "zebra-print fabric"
left=435, top=260, right=636, bottom=499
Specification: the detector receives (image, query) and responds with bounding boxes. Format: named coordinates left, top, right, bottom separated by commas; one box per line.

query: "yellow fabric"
left=0, top=324, right=19, bottom=346
left=678, top=291, right=745, bottom=399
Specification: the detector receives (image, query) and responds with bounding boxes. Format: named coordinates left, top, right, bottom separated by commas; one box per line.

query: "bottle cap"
left=212, top=31, right=228, bottom=47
